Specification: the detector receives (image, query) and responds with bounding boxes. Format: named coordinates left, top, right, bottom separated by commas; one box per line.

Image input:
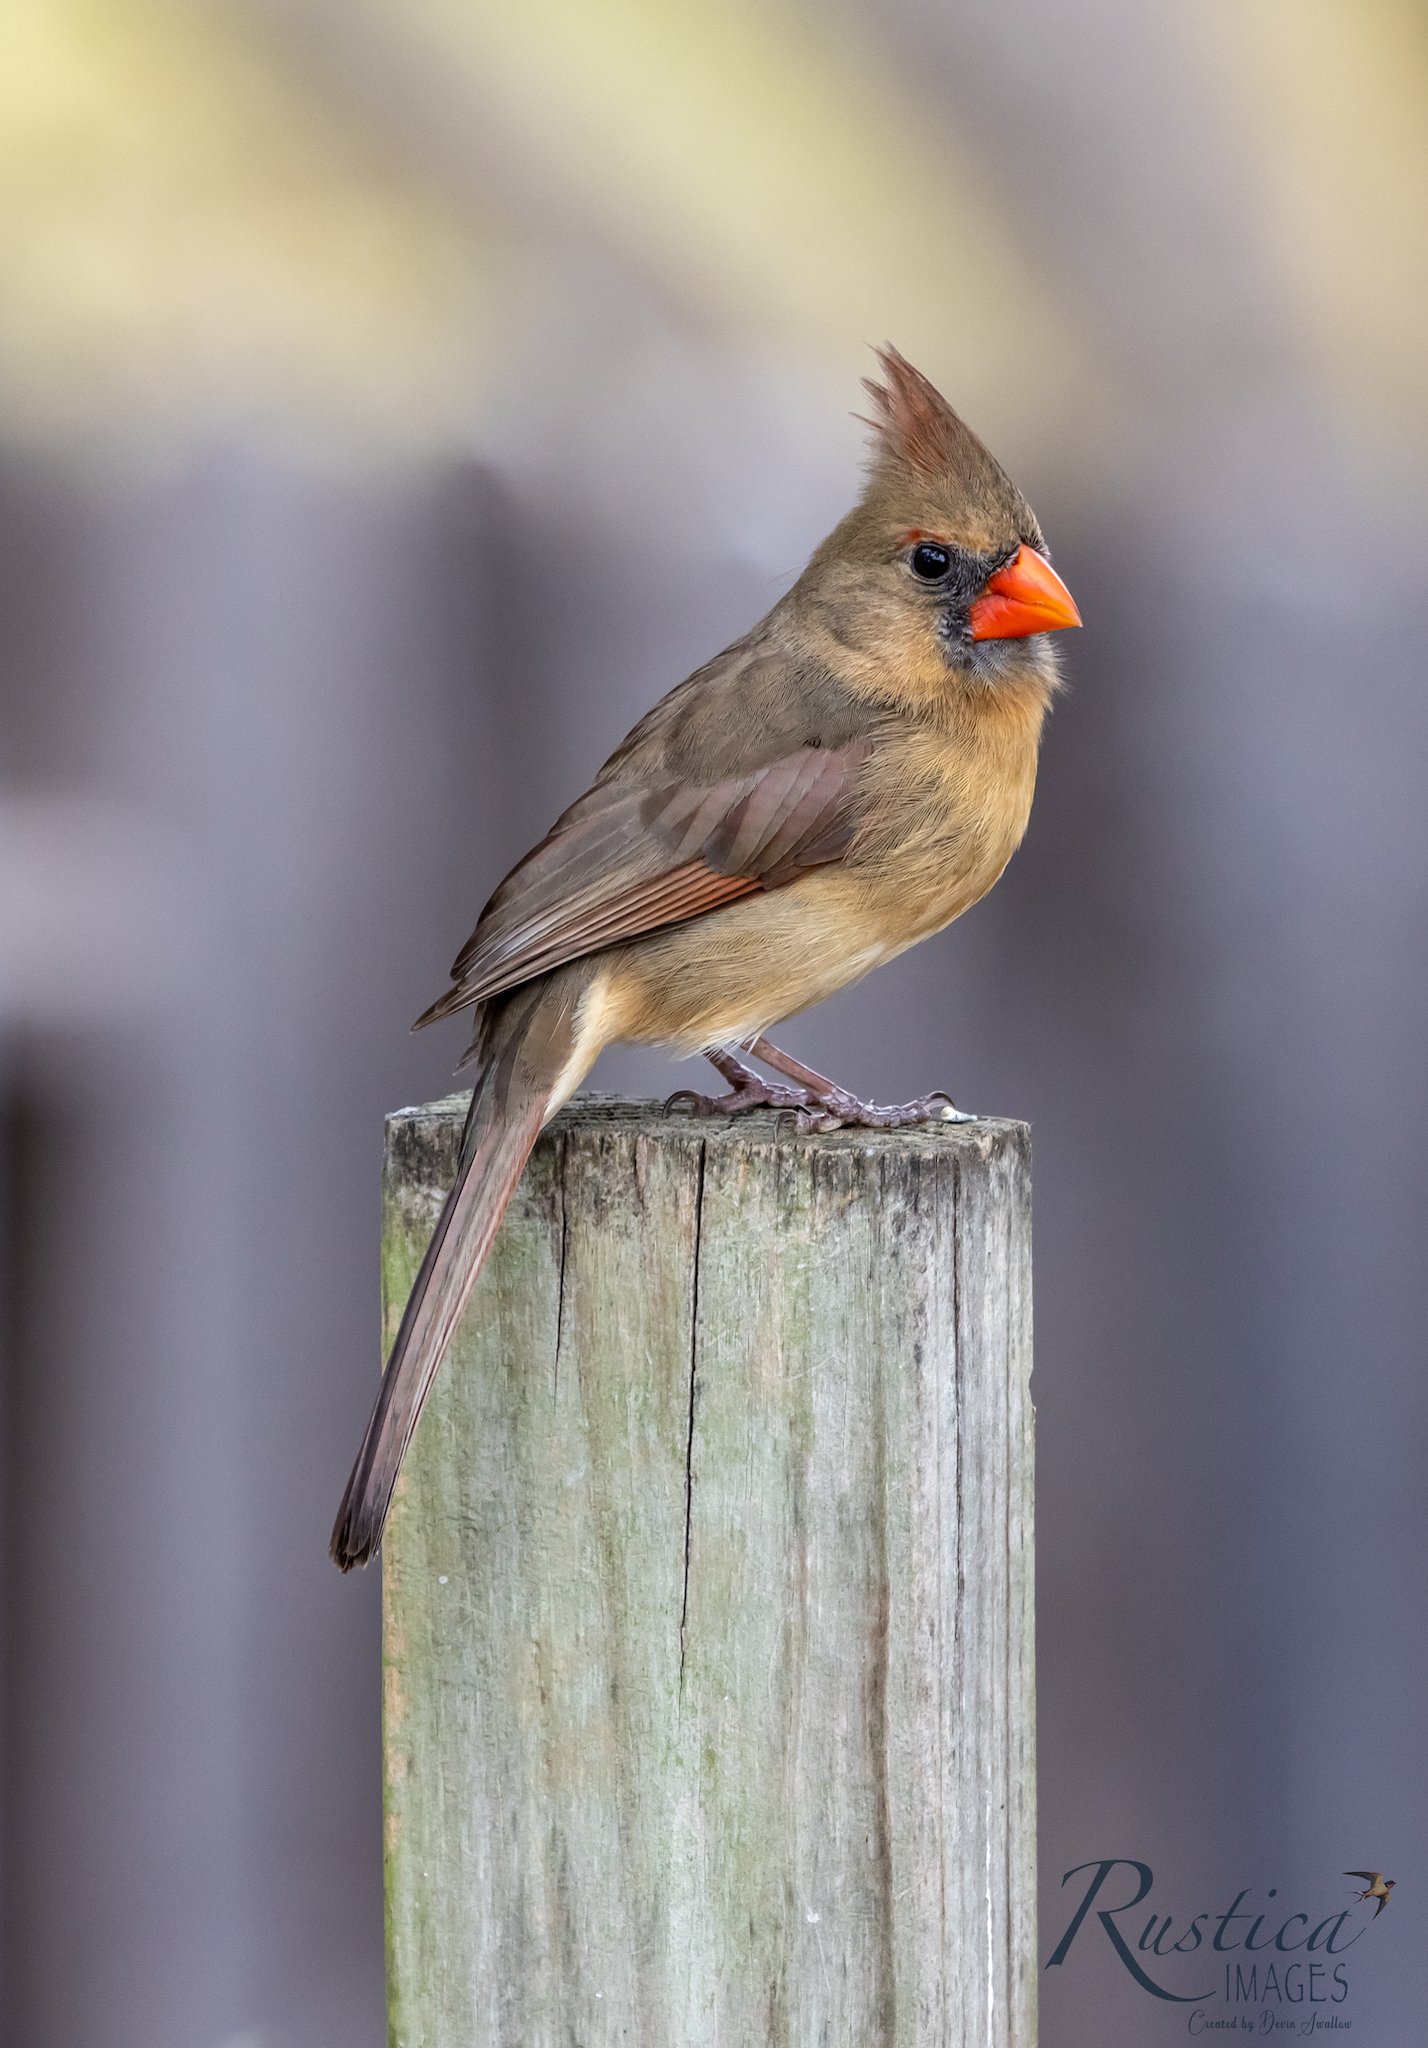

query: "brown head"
left=791, top=346, right=1080, bottom=701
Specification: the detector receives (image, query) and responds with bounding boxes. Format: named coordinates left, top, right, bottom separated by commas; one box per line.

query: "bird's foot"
left=744, top=1035, right=976, bottom=1132
left=791, top=1088, right=975, bottom=1133
left=665, top=1047, right=813, bottom=1119
left=665, top=1077, right=812, bottom=1118
left=667, top=1038, right=975, bottom=1130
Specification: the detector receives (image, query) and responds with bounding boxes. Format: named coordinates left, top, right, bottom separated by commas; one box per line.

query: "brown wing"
left=415, top=739, right=871, bottom=1027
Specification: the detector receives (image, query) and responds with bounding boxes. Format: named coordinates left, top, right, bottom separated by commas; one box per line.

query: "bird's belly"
left=603, top=865, right=969, bottom=1057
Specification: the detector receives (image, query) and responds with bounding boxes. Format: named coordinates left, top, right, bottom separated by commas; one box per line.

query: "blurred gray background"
left=1, top=2, right=1425, bottom=2042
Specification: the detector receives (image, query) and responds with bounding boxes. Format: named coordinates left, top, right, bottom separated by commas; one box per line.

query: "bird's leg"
left=745, top=1035, right=976, bottom=1130
left=664, top=1045, right=815, bottom=1119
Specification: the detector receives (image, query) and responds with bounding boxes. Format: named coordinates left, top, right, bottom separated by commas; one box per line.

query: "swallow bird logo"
left=1345, top=1872, right=1395, bottom=1917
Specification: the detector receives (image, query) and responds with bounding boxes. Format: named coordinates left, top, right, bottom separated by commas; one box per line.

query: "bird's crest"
left=859, top=345, right=1035, bottom=549
left=861, top=345, right=987, bottom=483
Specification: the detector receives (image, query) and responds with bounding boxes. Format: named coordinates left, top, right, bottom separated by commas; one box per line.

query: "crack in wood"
left=678, top=1137, right=706, bottom=1690
left=553, top=1133, right=569, bottom=1401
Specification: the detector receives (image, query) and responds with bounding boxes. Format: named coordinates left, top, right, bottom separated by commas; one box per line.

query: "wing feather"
left=416, top=740, right=871, bottom=1028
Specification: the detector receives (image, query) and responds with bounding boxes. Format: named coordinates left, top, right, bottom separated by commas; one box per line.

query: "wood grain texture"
left=381, top=1094, right=1034, bottom=2047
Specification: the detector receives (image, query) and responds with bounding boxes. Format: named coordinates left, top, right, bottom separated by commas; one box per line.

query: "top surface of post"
left=385, top=1088, right=1030, bottom=1178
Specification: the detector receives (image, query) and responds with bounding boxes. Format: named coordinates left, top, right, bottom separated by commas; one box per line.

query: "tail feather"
left=330, top=979, right=581, bottom=1570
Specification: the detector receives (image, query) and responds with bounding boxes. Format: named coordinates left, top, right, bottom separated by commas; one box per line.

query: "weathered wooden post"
left=380, top=1093, right=1034, bottom=2047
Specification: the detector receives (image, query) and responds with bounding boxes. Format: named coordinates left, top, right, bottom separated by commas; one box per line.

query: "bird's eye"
left=909, top=542, right=951, bottom=582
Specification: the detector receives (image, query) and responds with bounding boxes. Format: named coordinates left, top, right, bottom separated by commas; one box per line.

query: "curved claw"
left=664, top=1088, right=724, bottom=1118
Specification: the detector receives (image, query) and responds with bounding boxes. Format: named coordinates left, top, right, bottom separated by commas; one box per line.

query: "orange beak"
left=967, top=544, right=1081, bottom=642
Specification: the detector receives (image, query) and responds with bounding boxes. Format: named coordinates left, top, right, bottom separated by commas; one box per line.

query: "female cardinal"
left=331, top=346, right=1080, bottom=1569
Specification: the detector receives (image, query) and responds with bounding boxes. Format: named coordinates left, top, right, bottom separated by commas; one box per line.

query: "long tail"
left=329, top=976, right=585, bottom=1570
